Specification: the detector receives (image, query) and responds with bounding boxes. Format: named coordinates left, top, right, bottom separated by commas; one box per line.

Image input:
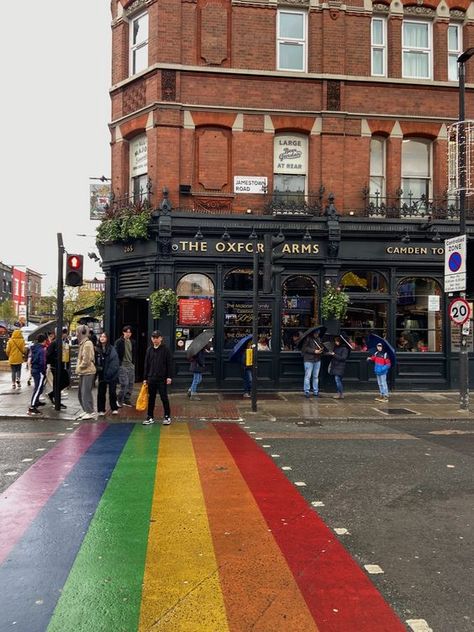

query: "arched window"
left=370, top=137, right=386, bottom=198
left=273, top=134, right=308, bottom=205
left=224, top=268, right=260, bottom=292
left=402, top=138, right=431, bottom=200
left=281, top=275, right=318, bottom=351
left=396, top=277, right=442, bottom=352
left=340, top=270, right=387, bottom=293
left=175, top=274, right=215, bottom=352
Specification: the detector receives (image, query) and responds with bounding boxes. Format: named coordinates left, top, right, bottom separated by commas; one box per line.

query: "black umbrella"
left=295, top=325, right=327, bottom=349
left=185, top=329, right=214, bottom=360
left=27, top=320, right=57, bottom=342
left=322, top=331, right=353, bottom=351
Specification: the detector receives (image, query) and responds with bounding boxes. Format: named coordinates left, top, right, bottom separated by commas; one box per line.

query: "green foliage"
left=96, top=210, right=151, bottom=244
left=93, top=292, right=105, bottom=317
left=0, top=299, right=17, bottom=324
left=321, top=282, right=350, bottom=321
left=149, top=289, right=178, bottom=319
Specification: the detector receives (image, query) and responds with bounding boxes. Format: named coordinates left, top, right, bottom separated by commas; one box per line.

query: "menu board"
left=178, top=298, right=213, bottom=325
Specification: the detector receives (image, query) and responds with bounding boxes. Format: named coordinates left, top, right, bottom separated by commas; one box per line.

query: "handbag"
left=136, top=382, right=149, bottom=411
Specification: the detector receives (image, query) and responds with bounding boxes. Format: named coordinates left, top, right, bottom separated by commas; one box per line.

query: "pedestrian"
left=6, top=329, right=26, bottom=389
left=301, top=330, right=323, bottom=398
left=367, top=342, right=391, bottom=402
left=75, top=325, right=97, bottom=420
left=95, top=332, right=120, bottom=416
left=327, top=336, right=349, bottom=399
left=187, top=343, right=210, bottom=400
left=114, top=325, right=136, bottom=408
left=142, top=330, right=172, bottom=426
left=46, top=328, right=70, bottom=409
left=27, top=333, right=48, bottom=416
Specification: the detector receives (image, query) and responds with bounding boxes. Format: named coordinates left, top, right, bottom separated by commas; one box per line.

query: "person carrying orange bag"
left=135, top=382, right=149, bottom=411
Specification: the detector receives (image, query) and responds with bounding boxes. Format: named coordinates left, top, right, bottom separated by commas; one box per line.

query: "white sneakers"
left=162, top=416, right=172, bottom=425
left=142, top=416, right=172, bottom=426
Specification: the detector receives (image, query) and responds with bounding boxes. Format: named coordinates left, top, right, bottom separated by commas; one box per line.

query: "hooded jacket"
left=30, top=341, right=47, bottom=374
left=368, top=351, right=391, bottom=375
left=6, top=330, right=26, bottom=365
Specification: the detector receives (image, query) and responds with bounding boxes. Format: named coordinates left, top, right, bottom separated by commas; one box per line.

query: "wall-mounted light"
left=401, top=229, right=411, bottom=244
left=431, top=230, right=441, bottom=242
left=194, top=227, right=204, bottom=240
left=246, top=208, right=252, bottom=214
left=221, top=229, right=231, bottom=241
left=303, top=228, right=312, bottom=241
left=349, top=211, right=355, bottom=216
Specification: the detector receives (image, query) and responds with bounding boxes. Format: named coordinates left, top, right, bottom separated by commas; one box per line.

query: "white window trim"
left=129, top=11, right=148, bottom=77
left=370, top=136, right=386, bottom=198
left=277, top=9, right=307, bottom=73
left=448, top=23, right=462, bottom=82
left=402, top=19, right=432, bottom=80
left=371, top=17, right=387, bottom=77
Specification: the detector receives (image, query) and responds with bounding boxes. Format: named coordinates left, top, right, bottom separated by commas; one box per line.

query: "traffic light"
left=65, top=254, right=84, bottom=287
left=262, top=232, right=285, bottom=294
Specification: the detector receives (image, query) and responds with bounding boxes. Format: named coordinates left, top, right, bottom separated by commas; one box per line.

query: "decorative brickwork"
left=327, top=81, right=341, bottom=112
left=123, top=80, right=146, bottom=116
left=161, top=70, right=176, bottom=101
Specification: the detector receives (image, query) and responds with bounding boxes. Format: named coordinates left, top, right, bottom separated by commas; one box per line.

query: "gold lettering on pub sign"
left=177, top=240, right=320, bottom=254
left=386, top=246, right=444, bottom=255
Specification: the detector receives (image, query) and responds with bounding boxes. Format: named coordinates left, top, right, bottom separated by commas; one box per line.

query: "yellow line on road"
left=139, top=424, right=229, bottom=632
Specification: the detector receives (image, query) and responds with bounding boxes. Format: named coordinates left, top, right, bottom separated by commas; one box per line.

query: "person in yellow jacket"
left=75, top=325, right=96, bottom=420
left=6, top=329, right=26, bottom=389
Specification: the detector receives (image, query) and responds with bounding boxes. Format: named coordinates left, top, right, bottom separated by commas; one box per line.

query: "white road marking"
left=294, top=481, right=306, bottom=487
left=6, top=471, right=18, bottom=476
left=364, top=564, right=384, bottom=574
left=281, top=466, right=292, bottom=471
left=35, top=448, right=46, bottom=452
left=406, top=619, right=433, bottom=632
left=262, top=444, right=271, bottom=447
left=311, top=501, right=325, bottom=507
left=21, top=458, right=33, bottom=462
left=446, top=464, right=455, bottom=468
left=47, top=440, right=57, bottom=443
left=334, top=528, right=349, bottom=535
left=271, top=454, right=280, bottom=458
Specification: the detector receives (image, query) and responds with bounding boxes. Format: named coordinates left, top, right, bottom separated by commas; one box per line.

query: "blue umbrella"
left=229, top=334, right=252, bottom=363
left=367, top=333, right=396, bottom=368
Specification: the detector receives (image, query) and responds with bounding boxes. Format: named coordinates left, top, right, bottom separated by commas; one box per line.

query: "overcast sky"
left=0, top=1, right=111, bottom=293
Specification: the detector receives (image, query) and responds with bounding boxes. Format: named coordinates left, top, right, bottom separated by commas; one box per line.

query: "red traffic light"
left=67, top=255, right=81, bottom=270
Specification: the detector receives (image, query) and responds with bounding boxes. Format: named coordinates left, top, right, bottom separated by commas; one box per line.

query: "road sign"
left=448, top=297, right=471, bottom=325
left=444, top=235, right=466, bottom=292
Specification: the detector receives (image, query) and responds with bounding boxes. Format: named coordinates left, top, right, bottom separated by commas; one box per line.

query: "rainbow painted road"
left=0, top=422, right=406, bottom=632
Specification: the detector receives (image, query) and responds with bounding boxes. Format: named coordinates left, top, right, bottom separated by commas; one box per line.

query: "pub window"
left=224, top=299, right=272, bottom=351
left=129, top=134, right=148, bottom=204
left=340, top=270, right=388, bottom=293
left=129, top=11, right=148, bottom=76
left=281, top=276, right=318, bottom=351
left=175, top=273, right=215, bottom=352
left=273, top=134, right=307, bottom=205
left=342, top=303, right=388, bottom=350
left=402, top=138, right=431, bottom=200
left=223, top=268, right=262, bottom=292
left=396, top=277, right=443, bottom=352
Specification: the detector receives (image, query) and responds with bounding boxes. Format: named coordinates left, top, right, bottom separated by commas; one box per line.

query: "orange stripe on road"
left=191, top=424, right=319, bottom=632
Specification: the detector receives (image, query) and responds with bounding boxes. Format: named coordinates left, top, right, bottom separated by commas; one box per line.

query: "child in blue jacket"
left=367, top=342, right=391, bottom=402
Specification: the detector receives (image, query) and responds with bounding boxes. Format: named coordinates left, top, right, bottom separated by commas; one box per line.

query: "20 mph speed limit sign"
left=448, top=297, right=471, bottom=325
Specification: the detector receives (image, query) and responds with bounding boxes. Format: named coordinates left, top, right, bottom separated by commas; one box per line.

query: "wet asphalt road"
left=1, top=415, right=473, bottom=631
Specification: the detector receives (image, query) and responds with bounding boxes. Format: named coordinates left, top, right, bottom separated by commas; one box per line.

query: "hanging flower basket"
left=149, top=289, right=178, bottom=319
left=321, top=282, right=350, bottom=323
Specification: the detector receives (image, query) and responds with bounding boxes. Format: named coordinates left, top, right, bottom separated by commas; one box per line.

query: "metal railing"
left=263, top=188, right=324, bottom=216
left=362, top=188, right=474, bottom=220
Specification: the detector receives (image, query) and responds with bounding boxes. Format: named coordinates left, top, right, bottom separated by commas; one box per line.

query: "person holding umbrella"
left=188, top=342, right=211, bottom=400
left=301, top=330, right=324, bottom=398
left=367, top=342, right=391, bottom=402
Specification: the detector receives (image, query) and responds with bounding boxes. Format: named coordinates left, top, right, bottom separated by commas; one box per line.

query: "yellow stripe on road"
left=139, top=424, right=229, bottom=632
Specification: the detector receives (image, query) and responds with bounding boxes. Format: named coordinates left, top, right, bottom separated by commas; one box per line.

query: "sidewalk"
left=0, top=368, right=472, bottom=422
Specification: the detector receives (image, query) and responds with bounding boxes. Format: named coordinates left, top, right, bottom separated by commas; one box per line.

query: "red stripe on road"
left=215, top=423, right=406, bottom=632
left=0, top=423, right=108, bottom=565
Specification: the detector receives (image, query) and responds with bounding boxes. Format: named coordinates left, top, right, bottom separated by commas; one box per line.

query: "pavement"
left=0, top=364, right=472, bottom=423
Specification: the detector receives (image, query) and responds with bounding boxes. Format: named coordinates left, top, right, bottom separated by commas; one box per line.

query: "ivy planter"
left=320, top=282, right=349, bottom=336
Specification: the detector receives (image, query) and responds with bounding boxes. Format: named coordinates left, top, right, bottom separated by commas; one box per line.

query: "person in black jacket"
left=142, top=330, right=172, bottom=426
left=114, top=325, right=137, bottom=408
left=327, top=336, right=349, bottom=399
left=46, top=328, right=70, bottom=409
left=95, top=332, right=120, bottom=416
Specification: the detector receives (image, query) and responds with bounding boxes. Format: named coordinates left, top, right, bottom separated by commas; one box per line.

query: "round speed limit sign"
left=448, top=297, right=471, bottom=325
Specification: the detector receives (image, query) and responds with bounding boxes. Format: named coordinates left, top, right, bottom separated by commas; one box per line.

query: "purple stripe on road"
left=0, top=422, right=108, bottom=565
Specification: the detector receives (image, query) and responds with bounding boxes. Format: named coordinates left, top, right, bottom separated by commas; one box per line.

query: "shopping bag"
left=136, top=383, right=149, bottom=411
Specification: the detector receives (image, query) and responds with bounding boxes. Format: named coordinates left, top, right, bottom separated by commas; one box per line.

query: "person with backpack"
left=367, top=342, right=391, bottom=402
left=27, top=333, right=48, bottom=416
left=6, top=329, right=26, bottom=390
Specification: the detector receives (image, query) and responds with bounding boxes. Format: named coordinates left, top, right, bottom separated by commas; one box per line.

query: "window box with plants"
left=96, top=205, right=152, bottom=245
left=320, top=282, right=350, bottom=335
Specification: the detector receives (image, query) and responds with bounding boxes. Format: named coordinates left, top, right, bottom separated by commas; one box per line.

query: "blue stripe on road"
left=0, top=423, right=134, bottom=632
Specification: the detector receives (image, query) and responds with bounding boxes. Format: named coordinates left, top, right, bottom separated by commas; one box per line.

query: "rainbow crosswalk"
left=0, top=423, right=406, bottom=631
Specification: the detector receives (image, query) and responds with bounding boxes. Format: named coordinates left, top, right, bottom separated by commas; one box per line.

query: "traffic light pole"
left=251, top=228, right=258, bottom=413
left=54, top=233, right=65, bottom=412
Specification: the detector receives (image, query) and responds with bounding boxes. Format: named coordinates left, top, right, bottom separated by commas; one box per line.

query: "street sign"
left=444, top=235, right=466, bottom=292
left=448, top=297, right=471, bottom=325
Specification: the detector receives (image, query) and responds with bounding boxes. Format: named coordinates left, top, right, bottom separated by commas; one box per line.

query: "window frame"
left=277, top=9, right=307, bottom=73
left=371, top=17, right=387, bottom=77
left=448, top=23, right=462, bottom=82
left=401, top=138, right=432, bottom=200
left=369, top=136, right=386, bottom=199
left=402, top=19, right=432, bottom=80
left=129, top=11, right=149, bottom=77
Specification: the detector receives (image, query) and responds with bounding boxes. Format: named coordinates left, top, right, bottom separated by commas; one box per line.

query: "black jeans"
left=147, top=379, right=170, bottom=419
left=97, top=379, right=118, bottom=413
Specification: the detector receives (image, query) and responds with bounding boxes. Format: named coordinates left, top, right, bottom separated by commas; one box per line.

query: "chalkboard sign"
left=68, top=345, right=79, bottom=388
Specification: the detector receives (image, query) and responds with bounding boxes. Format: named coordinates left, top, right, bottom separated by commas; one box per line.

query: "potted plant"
left=149, top=288, right=178, bottom=319
left=320, top=281, right=349, bottom=335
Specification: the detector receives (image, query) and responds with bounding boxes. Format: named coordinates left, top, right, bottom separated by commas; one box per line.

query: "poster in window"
left=178, top=298, right=212, bottom=325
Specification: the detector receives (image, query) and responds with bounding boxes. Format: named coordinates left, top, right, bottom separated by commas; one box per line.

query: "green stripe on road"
left=47, top=425, right=160, bottom=632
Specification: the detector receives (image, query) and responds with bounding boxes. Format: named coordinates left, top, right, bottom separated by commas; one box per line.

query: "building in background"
left=0, top=263, right=12, bottom=305
left=12, top=267, right=43, bottom=323
left=84, top=277, right=105, bottom=293
left=98, top=0, right=474, bottom=390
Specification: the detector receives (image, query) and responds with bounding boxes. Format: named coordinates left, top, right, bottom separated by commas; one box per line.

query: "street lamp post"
left=456, top=48, right=474, bottom=410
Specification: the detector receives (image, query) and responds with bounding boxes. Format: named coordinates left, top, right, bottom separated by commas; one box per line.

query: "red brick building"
left=100, top=0, right=474, bottom=391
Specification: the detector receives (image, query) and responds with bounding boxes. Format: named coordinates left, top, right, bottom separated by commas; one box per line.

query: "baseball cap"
left=151, top=330, right=162, bottom=338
